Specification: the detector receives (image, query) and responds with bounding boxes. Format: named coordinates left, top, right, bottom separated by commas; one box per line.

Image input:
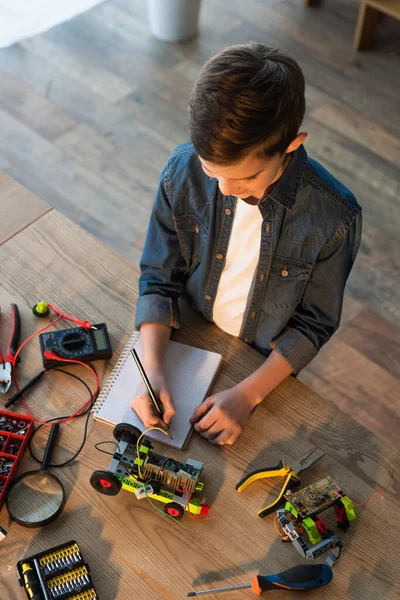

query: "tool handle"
left=258, top=471, right=301, bottom=518
left=5, top=370, right=46, bottom=408
left=236, top=461, right=289, bottom=492
left=5, top=304, right=21, bottom=363
left=41, top=423, right=60, bottom=470
left=21, top=563, right=43, bottom=600
left=252, top=564, right=333, bottom=593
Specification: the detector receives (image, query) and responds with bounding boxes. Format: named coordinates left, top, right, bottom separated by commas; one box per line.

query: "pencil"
left=130, top=348, right=167, bottom=426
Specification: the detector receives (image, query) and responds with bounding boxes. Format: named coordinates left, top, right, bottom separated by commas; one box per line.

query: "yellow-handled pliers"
left=236, top=447, right=325, bottom=518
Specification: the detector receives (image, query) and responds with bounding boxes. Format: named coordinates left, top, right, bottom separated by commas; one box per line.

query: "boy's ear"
left=287, top=132, right=308, bottom=154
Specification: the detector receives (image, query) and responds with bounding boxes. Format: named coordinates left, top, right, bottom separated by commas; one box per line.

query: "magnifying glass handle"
left=41, top=423, right=60, bottom=470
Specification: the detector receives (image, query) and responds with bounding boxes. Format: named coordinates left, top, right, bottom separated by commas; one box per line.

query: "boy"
left=131, top=42, right=362, bottom=445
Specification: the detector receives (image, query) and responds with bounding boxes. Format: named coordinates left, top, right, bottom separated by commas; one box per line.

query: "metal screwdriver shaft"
left=187, top=583, right=251, bottom=596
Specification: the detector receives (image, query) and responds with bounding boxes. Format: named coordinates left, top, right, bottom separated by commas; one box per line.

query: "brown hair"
left=188, top=42, right=305, bottom=164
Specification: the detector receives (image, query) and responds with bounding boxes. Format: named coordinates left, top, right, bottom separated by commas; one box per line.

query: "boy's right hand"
left=130, top=368, right=176, bottom=429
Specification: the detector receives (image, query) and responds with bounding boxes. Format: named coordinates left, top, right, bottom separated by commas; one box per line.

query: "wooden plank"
left=311, top=99, right=400, bottom=167
left=0, top=207, right=399, bottom=600
left=0, top=171, right=51, bottom=245
left=21, top=34, right=138, bottom=104
left=0, top=43, right=123, bottom=130
left=0, top=71, right=77, bottom=142
left=0, top=109, right=151, bottom=254
left=55, top=123, right=159, bottom=202
left=299, top=334, right=400, bottom=449
left=336, top=308, right=400, bottom=379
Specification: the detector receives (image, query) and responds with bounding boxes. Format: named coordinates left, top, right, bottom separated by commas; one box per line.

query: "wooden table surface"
left=0, top=176, right=399, bottom=599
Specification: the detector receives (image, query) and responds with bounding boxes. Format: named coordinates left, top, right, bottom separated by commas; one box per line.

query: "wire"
left=28, top=367, right=97, bottom=467
left=136, top=427, right=169, bottom=478
left=95, top=441, right=119, bottom=457
left=274, top=515, right=282, bottom=536
left=331, top=487, right=385, bottom=512
left=350, top=489, right=384, bottom=508
left=17, top=355, right=99, bottom=425
left=142, top=480, right=185, bottom=528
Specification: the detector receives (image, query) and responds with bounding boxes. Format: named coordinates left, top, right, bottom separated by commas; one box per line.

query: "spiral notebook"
left=92, top=331, right=223, bottom=449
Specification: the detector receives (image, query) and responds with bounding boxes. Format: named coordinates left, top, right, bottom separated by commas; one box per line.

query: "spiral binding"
left=91, top=330, right=140, bottom=415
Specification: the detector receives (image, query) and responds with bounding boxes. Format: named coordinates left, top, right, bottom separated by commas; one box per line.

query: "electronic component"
left=91, top=424, right=210, bottom=520
left=284, top=476, right=343, bottom=518
left=39, top=323, right=112, bottom=368
left=275, top=477, right=357, bottom=564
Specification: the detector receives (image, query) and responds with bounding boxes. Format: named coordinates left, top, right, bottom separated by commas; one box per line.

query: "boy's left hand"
left=190, top=386, right=256, bottom=446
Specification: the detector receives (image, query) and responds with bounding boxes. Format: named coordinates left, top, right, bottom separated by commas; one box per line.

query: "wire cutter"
left=0, top=304, right=21, bottom=394
left=236, top=447, right=325, bottom=518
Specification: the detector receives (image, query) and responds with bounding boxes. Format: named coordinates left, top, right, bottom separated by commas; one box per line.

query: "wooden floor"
left=0, top=0, right=399, bottom=447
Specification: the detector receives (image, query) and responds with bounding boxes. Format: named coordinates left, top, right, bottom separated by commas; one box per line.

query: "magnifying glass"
left=5, top=423, right=66, bottom=527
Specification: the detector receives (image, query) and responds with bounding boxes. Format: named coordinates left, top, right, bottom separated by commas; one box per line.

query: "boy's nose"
left=218, top=178, right=242, bottom=197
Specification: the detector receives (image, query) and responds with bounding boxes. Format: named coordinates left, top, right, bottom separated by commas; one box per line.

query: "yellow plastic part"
left=236, top=464, right=290, bottom=492
left=69, top=591, right=97, bottom=600
left=48, top=567, right=88, bottom=589
left=35, top=300, right=49, bottom=314
left=40, top=543, right=80, bottom=567
left=257, top=471, right=299, bottom=516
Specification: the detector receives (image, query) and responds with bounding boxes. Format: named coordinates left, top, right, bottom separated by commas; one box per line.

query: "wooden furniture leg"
left=354, top=2, right=379, bottom=49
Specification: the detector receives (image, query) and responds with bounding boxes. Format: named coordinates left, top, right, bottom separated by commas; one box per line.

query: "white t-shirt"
left=212, top=199, right=263, bottom=336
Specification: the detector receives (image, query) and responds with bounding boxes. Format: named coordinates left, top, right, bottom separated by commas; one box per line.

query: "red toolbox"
left=0, top=408, right=34, bottom=507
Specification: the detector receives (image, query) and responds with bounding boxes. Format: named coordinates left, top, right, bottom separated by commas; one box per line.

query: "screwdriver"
left=186, top=564, right=333, bottom=596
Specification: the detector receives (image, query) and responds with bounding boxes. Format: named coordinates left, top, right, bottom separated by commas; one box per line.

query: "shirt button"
left=225, top=208, right=232, bottom=215
left=205, top=294, right=212, bottom=301
left=281, top=268, right=289, bottom=277
left=251, top=311, right=256, bottom=319
left=244, top=338, right=249, bottom=343
left=216, top=253, right=224, bottom=260
left=259, top=273, right=265, bottom=282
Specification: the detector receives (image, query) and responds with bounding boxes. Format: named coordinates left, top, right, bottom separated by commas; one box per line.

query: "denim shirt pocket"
left=174, top=213, right=207, bottom=276
left=264, top=256, right=313, bottom=309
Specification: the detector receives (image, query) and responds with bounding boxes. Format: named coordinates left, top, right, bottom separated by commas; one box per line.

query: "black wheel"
left=163, top=502, right=185, bottom=520
left=113, top=423, right=142, bottom=445
left=90, top=470, right=122, bottom=496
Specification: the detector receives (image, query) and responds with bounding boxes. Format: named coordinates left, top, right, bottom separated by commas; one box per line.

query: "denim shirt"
left=136, top=143, right=362, bottom=374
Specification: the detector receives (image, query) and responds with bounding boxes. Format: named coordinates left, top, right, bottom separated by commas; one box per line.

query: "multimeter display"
left=93, top=327, right=108, bottom=350
left=39, top=323, right=112, bottom=369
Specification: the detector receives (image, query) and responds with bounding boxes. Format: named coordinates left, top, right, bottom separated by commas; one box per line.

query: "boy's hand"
left=131, top=369, right=176, bottom=428
left=190, top=386, right=256, bottom=446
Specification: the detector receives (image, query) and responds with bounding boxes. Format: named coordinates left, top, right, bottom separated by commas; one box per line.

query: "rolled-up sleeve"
left=135, top=168, right=188, bottom=330
left=272, top=211, right=362, bottom=373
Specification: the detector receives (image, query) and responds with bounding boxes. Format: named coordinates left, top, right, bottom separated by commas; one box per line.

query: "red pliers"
left=0, top=304, right=21, bottom=394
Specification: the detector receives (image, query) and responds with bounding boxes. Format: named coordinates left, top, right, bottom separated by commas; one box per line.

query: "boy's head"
left=188, top=42, right=307, bottom=199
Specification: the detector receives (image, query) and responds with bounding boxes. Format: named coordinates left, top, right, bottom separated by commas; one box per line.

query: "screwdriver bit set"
left=17, top=540, right=98, bottom=600
left=0, top=408, right=33, bottom=507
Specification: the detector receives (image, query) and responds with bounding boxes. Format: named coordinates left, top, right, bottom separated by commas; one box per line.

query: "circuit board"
left=123, top=442, right=204, bottom=495
left=284, top=476, right=343, bottom=519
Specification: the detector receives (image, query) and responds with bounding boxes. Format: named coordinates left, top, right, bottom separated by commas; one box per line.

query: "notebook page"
left=94, top=336, right=223, bottom=449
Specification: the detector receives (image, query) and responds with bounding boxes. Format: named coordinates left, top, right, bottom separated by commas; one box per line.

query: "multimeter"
left=39, top=323, right=112, bottom=369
